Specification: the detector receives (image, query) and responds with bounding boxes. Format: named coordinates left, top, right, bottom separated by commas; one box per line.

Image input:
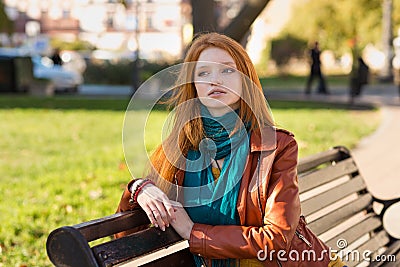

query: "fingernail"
left=161, top=226, right=165, bottom=231
left=166, top=224, right=170, bottom=227
left=154, top=223, right=158, bottom=228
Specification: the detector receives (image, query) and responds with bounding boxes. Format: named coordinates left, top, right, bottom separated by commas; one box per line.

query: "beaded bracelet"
left=129, top=179, right=155, bottom=204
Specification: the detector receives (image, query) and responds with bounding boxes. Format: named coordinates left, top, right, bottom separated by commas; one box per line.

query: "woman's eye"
left=197, top=71, right=209, bottom=77
left=222, top=68, right=235, bottom=74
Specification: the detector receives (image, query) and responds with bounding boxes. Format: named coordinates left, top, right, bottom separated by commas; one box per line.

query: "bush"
left=50, top=39, right=95, bottom=51
left=83, top=59, right=175, bottom=85
left=270, top=34, right=307, bottom=71
left=83, top=60, right=134, bottom=85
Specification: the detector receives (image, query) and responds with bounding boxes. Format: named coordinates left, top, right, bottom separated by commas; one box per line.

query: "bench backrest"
left=298, top=146, right=398, bottom=267
left=46, top=146, right=398, bottom=267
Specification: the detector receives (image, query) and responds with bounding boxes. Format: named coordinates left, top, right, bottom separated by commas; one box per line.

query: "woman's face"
left=194, top=47, right=242, bottom=116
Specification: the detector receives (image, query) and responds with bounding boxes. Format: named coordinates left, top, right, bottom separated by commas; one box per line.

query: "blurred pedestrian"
left=305, top=41, right=329, bottom=94
left=350, top=56, right=369, bottom=102
left=51, top=48, right=63, bottom=66
left=393, top=53, right=400, bottom=99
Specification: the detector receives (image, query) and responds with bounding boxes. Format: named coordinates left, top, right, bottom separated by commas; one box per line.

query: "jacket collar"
left=250, top=126, right=277, bottom=152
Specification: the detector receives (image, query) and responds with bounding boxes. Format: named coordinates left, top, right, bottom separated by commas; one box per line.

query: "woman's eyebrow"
left=196, top=65, right=209, bottom=69
left=196, top=62, right=236, bottom=68
left=221, top=61, right=236, bottom=66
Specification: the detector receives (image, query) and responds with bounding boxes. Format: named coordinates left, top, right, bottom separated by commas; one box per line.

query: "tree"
left=270, top=34, right=307, bottom=73
left=191, top=0, right=271, bottom=43
left=191, top=0, right=217, bottom=34
left=221, top=0, right=271, bottom=42
left=380, top=0, right=393, bottom=80
left=282, top=0, right=382, bottom=56
left=0, top=1, right=13, bottom=35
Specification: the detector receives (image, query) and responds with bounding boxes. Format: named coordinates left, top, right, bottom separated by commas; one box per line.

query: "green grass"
left=0, top=96, right=379, bottom=266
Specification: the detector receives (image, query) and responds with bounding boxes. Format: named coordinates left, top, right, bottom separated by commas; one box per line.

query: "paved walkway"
left=266, top=83, right=400, bottom=200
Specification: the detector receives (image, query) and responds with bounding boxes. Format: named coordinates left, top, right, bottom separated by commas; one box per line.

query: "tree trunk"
left=191, top=0, right=270, bottom=44
left=0, top=1, right=13, bottom=34
left=191, top=0, right=217, bottom=34
left=222, top=0, right=271, bottom=43
left=380, top=0, right=393, bottom=81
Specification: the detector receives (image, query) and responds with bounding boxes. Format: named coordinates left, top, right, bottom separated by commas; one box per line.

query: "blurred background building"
left=1, top=0, right=193, bottom=60
left=1, top=0, right=253, bottom=61
left=1, top=0, right=399, bottom=82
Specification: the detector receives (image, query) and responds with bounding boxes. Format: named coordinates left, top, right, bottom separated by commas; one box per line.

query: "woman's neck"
left=206, top=103, right=240, bottom=117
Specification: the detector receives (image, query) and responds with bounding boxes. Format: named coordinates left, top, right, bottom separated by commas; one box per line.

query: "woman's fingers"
left=163, top=200, right=177, bottom=222
left=156, top=201, right=169, bottom=227
left=141, top=204, right=158, bottom=228
left=136, top=184, right=177, bottom=231
left=149, top=204, right=167, bottom=231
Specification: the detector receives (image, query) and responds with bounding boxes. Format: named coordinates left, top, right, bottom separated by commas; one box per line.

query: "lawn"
left=0, top=96, right=379, bottom=266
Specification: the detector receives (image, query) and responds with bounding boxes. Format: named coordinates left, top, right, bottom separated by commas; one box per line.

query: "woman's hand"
left=136, top=183, right=177, bottom=231
left=169, top=201, right=194, bottom=240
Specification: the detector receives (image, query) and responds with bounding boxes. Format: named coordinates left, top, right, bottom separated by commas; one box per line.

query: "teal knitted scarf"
left=183, top=106, right=250, bottom=267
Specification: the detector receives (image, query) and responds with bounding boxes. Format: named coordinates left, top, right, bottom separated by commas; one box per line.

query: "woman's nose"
left=210, top=72, right=223, bottom=85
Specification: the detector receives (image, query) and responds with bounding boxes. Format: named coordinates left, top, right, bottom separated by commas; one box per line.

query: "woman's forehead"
left=197, top=47, right=236, bottom=64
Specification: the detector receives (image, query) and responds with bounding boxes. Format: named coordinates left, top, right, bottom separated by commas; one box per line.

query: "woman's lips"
left=208, top=89, right=226, bottom=96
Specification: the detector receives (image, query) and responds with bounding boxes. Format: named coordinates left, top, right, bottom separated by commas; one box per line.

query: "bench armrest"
left=46, top=208, right=194, bottom=267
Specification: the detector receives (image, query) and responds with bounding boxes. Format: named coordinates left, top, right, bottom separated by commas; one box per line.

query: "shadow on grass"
left=268, top=100, right=376, bottom=111
left=0, top=95, right=168, bottom=111
left=0, top=95, right=375, bottom=111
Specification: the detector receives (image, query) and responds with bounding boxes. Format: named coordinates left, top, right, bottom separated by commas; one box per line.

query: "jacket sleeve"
left=116, top=179, right=139, bottom=213
left=114, top=179, right=143, bottom=238
left=189, top=134, right=301, bottom=259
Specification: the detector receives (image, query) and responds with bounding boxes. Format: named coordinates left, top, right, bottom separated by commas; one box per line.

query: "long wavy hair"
left=147, top=32, right=274, bottom=193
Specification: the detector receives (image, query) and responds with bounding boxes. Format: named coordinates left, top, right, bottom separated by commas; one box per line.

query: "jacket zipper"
left=200, top=256, right=208, bottom=267
left=295, top=230, right=312, bottom=247
left=174, top=175, right=179, bottom=201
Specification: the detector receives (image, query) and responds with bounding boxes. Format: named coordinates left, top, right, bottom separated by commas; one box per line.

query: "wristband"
left=129, top=179, right=155, bottom=204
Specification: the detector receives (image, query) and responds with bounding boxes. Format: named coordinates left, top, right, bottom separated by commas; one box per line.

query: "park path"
left=352, top=104, right=400, bottom=199
left=265, top=83, right=400, bottom=200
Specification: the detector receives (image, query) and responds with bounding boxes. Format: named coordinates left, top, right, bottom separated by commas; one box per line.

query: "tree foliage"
left=270, top=34, right=307, bottom=67
left=0, top=1, right=13, bottom=35
left=281, top=0, right=391, bottom=55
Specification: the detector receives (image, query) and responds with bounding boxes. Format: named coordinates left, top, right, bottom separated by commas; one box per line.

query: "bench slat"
left=387, top=250, right=400, bottom=267
left=76, top=210, right=149, bottom=242
left=369, top=240, right=400, bottom=267
left=117, top=246, right=194, bottom=267
left=383, top=257, right=400, bottom=267
left=302, top=175, right=366, bottom=216
left=91, top=226, right=187, bottom=267
left=299, top=158, right=358, bottom=193
left=297, top=147, right=347, bottom=173
left=326, top=215, right=382, bottom=249
left=308, top=194, right=373, bottom=235
left=345, top=231, right=390, bottom=267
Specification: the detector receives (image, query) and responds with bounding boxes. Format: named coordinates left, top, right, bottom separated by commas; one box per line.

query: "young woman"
left=116, top=33, right=343, bottom=267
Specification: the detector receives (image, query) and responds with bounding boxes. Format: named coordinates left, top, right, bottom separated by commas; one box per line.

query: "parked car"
left=32, top=55, right=83, bottom=93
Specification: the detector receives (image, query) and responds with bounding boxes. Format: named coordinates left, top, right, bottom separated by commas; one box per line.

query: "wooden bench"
left=46, top=146, right=400, bottom=266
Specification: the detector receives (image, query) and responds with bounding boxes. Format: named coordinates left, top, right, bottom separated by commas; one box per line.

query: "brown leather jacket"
left=116, top=127, right=330, bottom=267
